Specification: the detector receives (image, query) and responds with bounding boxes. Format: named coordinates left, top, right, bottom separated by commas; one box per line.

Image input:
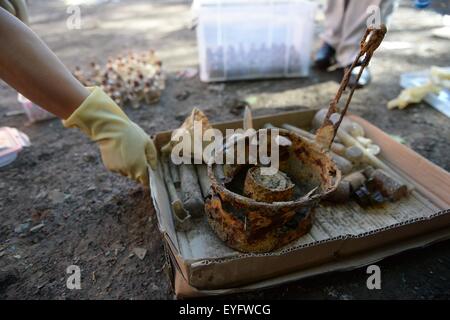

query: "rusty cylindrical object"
left=205, top=129, right=341, bottom=253
left=244, top=167, right=295, bottom=202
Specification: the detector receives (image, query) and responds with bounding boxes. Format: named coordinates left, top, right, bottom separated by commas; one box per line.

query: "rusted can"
left=205, top=129, right=341, bottom=253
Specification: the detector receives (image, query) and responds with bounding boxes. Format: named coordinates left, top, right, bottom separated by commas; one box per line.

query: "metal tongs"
left=316, top=25, right=387, bottom=149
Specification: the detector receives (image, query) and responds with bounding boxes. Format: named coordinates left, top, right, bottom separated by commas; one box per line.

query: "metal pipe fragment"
left=326, top=180, right=351, bottom=202
left=180, top=164, right=205, bottom=217
left=214, top=164, right=225, bottom=183
left=263, top=123, right=276, bottom=129
left=330, top=153, right=353, bottom=175
left=345, top=145, right=364, bottom=163
left=196, top=164, right=212, bottom=198
left=169, top=160, right=180, bottom=188
left=161, top=157, right=191, bottom=230
left=337, top=130, right=414, bottom=190
left=366, top=168, right=408, bottom=201
left=343, top=171, right=366, bottom=191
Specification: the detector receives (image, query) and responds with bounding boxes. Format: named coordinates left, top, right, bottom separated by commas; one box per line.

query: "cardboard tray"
left=149, top=108, right=450, bottom=298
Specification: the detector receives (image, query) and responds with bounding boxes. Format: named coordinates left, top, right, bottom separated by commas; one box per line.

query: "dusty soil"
left=0, top=0, right=449, bottom=299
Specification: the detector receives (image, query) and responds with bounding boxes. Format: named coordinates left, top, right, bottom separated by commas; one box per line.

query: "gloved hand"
left=0, top=0, right=29, bottom=24
left=63, top=87, right=158, bottom=186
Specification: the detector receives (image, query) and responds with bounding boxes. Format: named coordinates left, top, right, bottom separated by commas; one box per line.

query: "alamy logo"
left=66, top=265, right=81, bottom=290
left=366, top=5, right=382, bottom=29
left=66, top=6, right=82, bottom=30
left=366, top=265, right=381, bottom=290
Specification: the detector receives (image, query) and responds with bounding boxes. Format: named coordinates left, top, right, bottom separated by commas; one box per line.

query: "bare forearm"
left=0, top=8, right=88, bottom=119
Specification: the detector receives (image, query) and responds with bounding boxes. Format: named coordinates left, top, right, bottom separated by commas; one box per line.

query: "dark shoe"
left=348, top=66, right=371, bottom=89
left=314, top=43, right=336, bottom=70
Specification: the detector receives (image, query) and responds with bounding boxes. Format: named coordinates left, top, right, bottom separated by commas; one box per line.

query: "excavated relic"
left=205, top=129, right=340, bottom=253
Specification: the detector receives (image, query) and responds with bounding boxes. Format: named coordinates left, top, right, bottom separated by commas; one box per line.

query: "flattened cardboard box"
left=149, top=109, right=450, bottom=298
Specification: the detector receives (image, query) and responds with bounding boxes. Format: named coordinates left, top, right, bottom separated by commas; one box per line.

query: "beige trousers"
left=322, top=0, right=397, bottom=67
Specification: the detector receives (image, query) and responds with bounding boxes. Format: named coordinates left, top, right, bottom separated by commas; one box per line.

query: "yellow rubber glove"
left=63, top=87, right=158, bottom=186
left=0, top=0, right=29, bottom=24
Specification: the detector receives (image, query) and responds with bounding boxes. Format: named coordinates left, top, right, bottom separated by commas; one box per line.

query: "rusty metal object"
left=180, top=164, right=204, bottom=217
left=367, top=169, right=408, bottom=201
left=205, top=129, right=340, bottom=253
left=243, top=167, right=295, bottom=203
left=161, top=155, right=191, bottom=231
left=316, top=25, right=387, bottom=149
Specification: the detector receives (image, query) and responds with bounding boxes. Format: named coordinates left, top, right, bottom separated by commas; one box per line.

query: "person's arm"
left=0, top=7, right=157, bottom=185
left=0, top=7, right=89, bottom=119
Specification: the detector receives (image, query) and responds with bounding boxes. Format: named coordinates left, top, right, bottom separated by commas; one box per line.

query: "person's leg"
left=337, top=0, right=398, bottom=87
left=314, top=0, right=347, bottom=70
left=321, top=0, right=347, bottom=50
left=336, top=0, right=398, bottom=66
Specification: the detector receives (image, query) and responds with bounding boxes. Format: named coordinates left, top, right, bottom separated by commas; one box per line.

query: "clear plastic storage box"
left=196, top=0, right=316, bottom=82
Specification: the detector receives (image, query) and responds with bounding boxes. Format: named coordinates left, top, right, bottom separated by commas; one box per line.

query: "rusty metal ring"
left=207, top=129, right=341, bottom=212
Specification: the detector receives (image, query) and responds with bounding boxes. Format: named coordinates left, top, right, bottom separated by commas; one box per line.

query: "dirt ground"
left=0, top=0, right=449, bottom=300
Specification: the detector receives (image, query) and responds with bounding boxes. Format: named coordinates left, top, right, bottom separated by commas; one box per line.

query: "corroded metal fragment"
left=243, top=167, right=295, bottom=203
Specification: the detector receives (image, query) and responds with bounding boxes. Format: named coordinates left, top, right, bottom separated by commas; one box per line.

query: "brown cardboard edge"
left=185, top=209, right=450, bottom=290
left=174, top=223, right=450, bottom=298
left=188, top=237, right=345, bottom=290
left=164, top=232, right=193, bottom=283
